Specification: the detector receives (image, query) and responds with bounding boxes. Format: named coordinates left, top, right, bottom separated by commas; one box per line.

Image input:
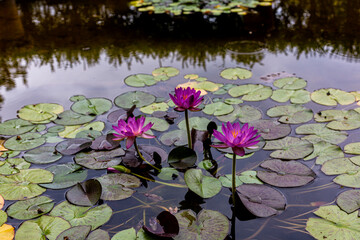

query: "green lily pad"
left=336, top=190, right=360, bottom=214
left=0, top=157, right=30, bottom=175
left=168, top=146, right=197, bottom=170
left=53, top=110, right=96, bottom=125
left=144, top=117, right=169, bottom=132
left=160, top=130, right=187, bottom=146
left=224, top=98, right=243, bottom=105
left=217, top=105, right=262, bottom=123
left=267, top=105, right=313, bottom=124
left=184, top=169, right=221, bottom=198
left=114, top=91, right=156, bottom=109
left=18, top=103, right=64, bottom=123
left=75, top=129, right=102, bottom=140
left=24, top=146, right=62, bottom=164
left=112, top=228, right=136, bottom=240
left=264, top=136, right=314, bottom=160
left=0, top=169, right=53, bottom=200
left=345, top=142, right=360, bottom=155
left=311, top=88, right=356, bottom=106
left=257, top=159, right=315, bottom=187
left=75, top=148, right=124, bottom=169
left=4, top=132, right=46, bottom=151
left=248, top=120, right=291, bottom=140
left=271, top=89, right=311, bottom=104
left=15, top=215, right=71, bottom=240
left=273, top=77, right=307, bottom=90
left=295, top=123, right=348, bottom=144
left=157, top=167, right=179, bottom=181
left=140, top=102, right=169, bottom=114
left=202, top=102, right=234, bottom=116
left=96, top=173, right=141, bottom=200
left=7, top=196, right=54, bottom=220
left=58, top=121, right=105, bottom=138
left=174, top=209, right=229, bottom=240
left=48, top=125, right=65, bottom=133
left=315, top=109, right=360, bottom=130
left=306, top=205, right=360, bottom=240
left=0, top=119, right=35, bottom=135
left=69, top=95, right=86, bottom=102
left=40, top=163, right=87, bottom=189
left=71, top=98, right=112, bottom=116
left=66, top=179, right=102, bottom=207
left=228, top=84, right=272, bottom=101
left=219, top=171, right=262, bottom=188
left=55, top=225, right=92, bottom=240
left=178, top=117, right=210, bottom=131
left=0, top=210, right=6, bottom=226
left=152, top=67, right=179, bottom=81
left=220, top=67, right=252, bottom=80
left=87, top=229, right=110, bottom=240
left=124, top=74, right=157, bottom=87
left=304, top=141, right=344, bottom=165
left=334, top=171, right=360, bottom=188
left=50, top=201, right=112, bottom=230
left=321, top=158, right=360, bottom=175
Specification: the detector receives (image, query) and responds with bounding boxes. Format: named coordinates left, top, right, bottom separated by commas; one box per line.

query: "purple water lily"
left=212, top=122, right=261, bottom=156
left=113, top=116, right=155, bottom=149
left=169, top=87, right=203, bottom=112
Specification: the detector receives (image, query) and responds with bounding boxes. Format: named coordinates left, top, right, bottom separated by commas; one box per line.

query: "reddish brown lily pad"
left=249, top=120, right=291, bottom=140
left=143, top=211, right=179, bottom=238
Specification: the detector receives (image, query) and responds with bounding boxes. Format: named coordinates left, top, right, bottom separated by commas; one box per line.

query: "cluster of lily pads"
left=129, top=0, right=273, bottom=16
left=0, top=66, right=360, bottom=239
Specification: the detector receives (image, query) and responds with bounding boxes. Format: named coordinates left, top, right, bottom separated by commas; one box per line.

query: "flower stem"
left=185, top=109, right=192, bottom=149
left=232, top=152, right=236, bottom=207
left=134, top=138, right=161, bottom=171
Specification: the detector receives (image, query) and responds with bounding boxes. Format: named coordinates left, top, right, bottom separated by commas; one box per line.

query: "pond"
left=1, top=0, right=360, bottom=239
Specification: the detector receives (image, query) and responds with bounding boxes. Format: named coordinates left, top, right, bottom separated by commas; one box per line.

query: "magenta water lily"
left=169, top=87, right=203, bottom=112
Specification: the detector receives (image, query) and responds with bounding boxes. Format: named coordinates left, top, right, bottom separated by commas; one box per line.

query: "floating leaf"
left=144, top=117, right=169, bottom=132
left=296, top=123, right=348, bottom=144
left=306, top=205, right=360, bottom=240
left=257, top=159, right=315, bottom=187
left=71, top=98, right=112, bottom=116
left=344, top=142, right=360, bottom=155
left=217, top=105, right=262, bottom=123
left=334, top=171, right=360, bottom=188
left=224, top=98, right=243, bottom=105
left=114, top=91, right=156, bottom=109
left=304, top=141, right=344, bottom=165
left=321, top=158, right=359, bottom=175
left=18, top=103, right=64, bottom=123
left=174, top=209, right=229, bottom=240
left=124, top=74, right=157, bottom=87
left=336, top=190, right=360, bottom=214
left=219, top=175, right=244, bottom=188
left=152, top=67, right=179, bottom=81
left=0, top=157, right=30, bottom=175
left=184, top=169, right=221, bottom=198
left=202, top=102, right=234, bottom=116
left=15, top=215, right=71, bottom=240
left=143, top=211, right=179, bottom=238
left=0, top=118, right=35, bottom=135
left=90, top=134, right=120, bottom=150
left=58, top=121, right=105, bottom=138
left=66, top=179, right=102, bottom=207
left=237, top=184, right=286, bottom=217
left=168, top=147, right=197, bottom=170
left=273, top=77, right=307, bottom=90
left=7, top=196, right=54, bottom=220
left=55, top=225, right=91, bottom=240
left=24, top=146, right=62, bottom=164
left=75, top=148, right=124, bottom=169
left=158, top=167, right=179, bottom=181
left=315, top=109, right=360, bottom=130
left=176, top=81, right=222, bottom=95
left=112, top=228, right=136, bottom=240
left=220, top=67, right=252, bottom=80
left=40, top=163, right=87, bottom=189
left=311, top=88, right=355, bottom=106
left=87, top=229, right=110, bottom=240
left=107, top=109, right=127, bottom=123
left=4, top=132, right=45, bottom=151
left=228, top=84, right=272, bottom=101
left=178, top=117, right=210, bottom=131
left=96, top=173, right=141, bottom=200
left=140, top=102, right=169, bottom=114
left=160, top=130, right=187, bottom=146
left=0, top=169, right=53, bottom=200
left=56, top=138, right=92, bottom=155
left=53, top=110, right=95, bottom=125
left=267, top=105, right=313, bottom=124
left=264, top=137, right=314, bottom=160
left=271, top=89, right=311, bottom=104
left=248, top=120, right=291, bottom=140
left=70, top=95, right=86, bottom=102
left=0, top=210, right=7, bottom=226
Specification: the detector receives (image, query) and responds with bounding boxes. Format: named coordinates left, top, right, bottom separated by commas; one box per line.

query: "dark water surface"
left=1, top=0, right=360, bottom=239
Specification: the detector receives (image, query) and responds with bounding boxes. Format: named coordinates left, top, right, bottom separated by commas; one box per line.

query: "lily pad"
left=140, top=102, right=169, bottom=114
left=56, top=138, right=92, bottom=155
left=0, top=210, right=6, bottom=226
left=124, top=74, right=157, bottom=87
left=87, top=229, right=110, bottom=240
left=152, top=67, right=179, bottom=81
left=96, top=173, right=141, bottom=200
left=336, top=190, right=360, bottom=214
left=237, top=184, right=286, bottom=217
left=114, top=91, right=156, bottom=109
left=267, top=105, right=313, bottom=124
left=158, top=167, right=179, bottom=181
left=70, top=95, right=86, bottom=102
left=321, top=158, right=360, bottom=175
left=178, top=117, right=210, bottom=131
left=344, top=142, right=360, bottom=155
left=168, top=146, right=197, bottom=170
left=40, top=163, right=87, bottom=189
left=58, top=121, right=105, bottom=138
left=18, top=103, right=64, bottom=123
left=257, top=159, right=315, bottom=187
left=174, top=209, right=229, bottom=240
left=53, top=110, right=96, bottom=125
left=4, top=132, right=46, bottom=151
left=311, top=88, right=355, bottom=106
left=0, top=169, right=53, bottom=200
left=143, top=211, right=179, bottom=238
left=71, top=98, right=112, bottom=116
left=220, top=67, right=252, bottom=80
left=271, top=89, right=311, bottom=104
left=273, top=77, right=307, bottom=89
left=0, top=157, right=30, bottom=175
left=248, top=120, right=291, bottom=140
left=304, top=141, right=344, bottom=165
left=66, top=179, right=102, bottom=206
left=202, top=102, right=234, bottom=116
left=264, top=137, right=314, bottom=160
left=184, top=169, right=221, bottom=198
left=224, top=98, right=243, bottom=105
left=217, top=105, right=262, bottom=123
left=144, top=117, right=169, bottom=132
left=295, top=123, right=348, bottom=144
left=160, top=130, right=187, bottom=146
left=74, top=148, right=124, bottom=169
left=334, top=171, right=360, bottom=188
left=306, top=205, right=360, bottom=240
left=0, top=118, right=35, bottom=135
left=55, top=225, right=91, bottom=240
left=24, top=146, right=62, bottom=164
left=107, top=109, right=127, bottom=123
left=75, top=130, right=102, bottom=140
left=315, top=109, right=360, bottom=130
left=15, top=215, right=71, bottom=240
left=112, top=228, right=136, bottom=240
left=50, top=201, right=112, bottom=230
left=7, top=196, right=54, bottom=220
left=228, top=84, right=272, bottom=101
